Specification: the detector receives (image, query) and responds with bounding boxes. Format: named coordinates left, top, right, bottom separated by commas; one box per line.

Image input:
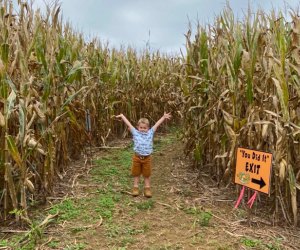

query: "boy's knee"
left=131, top=165, right=141, bottom=176
left=142, top=172, right=151, bottom=178
left=142, top=165, right=151, bottom=177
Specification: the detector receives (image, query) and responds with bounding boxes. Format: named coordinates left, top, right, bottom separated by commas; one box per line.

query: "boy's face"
left=137, top=123, right=149, bottom=132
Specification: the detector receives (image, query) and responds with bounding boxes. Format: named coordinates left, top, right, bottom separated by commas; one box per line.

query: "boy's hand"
left=114, top=114, right=134, bottom=130
left=163, top=112, right=172, bottom=120
left=114, top=114, right=123, bottom=120
left=152, top=112, right=172, bottom=132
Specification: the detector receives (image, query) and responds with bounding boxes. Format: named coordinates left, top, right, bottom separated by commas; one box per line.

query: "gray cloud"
left=16, top=0, right=300, bottom=53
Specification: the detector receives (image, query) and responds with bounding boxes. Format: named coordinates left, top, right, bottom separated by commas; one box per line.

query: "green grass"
left=95, top=194, right=116, bottom=219
left=241, top=237, right=262, bottom=248
left=4, top=218, right=49, bottom=249
left=18, top=148, right=133, bottom=248
left=47, top=240, right=60, bottom=248
left=91, top=149, right=132, bottom=187
left=49, top=199, right=81, bottom=221
left=104, top=223, right=148, bottom=247
left=153, top=133, right=177, bottom=152
left=135, top=200, right=155, bottom=210
left=183, top=207, right=212, bottom=227
left=0, top=240, right=8, bottom=247
left=240, top=237, right=283, bottom=250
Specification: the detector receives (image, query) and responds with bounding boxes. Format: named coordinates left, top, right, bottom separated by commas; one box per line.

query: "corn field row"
left=181, top=5, right=300, bottom=226
left=0, top=0, right=299, bottom=227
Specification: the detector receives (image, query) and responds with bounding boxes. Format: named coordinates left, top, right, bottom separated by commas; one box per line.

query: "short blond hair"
left=137, top=118, right=150, bottom=127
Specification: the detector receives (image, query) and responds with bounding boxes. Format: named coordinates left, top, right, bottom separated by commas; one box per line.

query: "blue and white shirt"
left=131, top=127, right=155, bottom=156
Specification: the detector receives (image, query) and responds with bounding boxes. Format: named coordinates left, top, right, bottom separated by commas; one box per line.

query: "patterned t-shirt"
left=131, top=127, right=155, bottom=156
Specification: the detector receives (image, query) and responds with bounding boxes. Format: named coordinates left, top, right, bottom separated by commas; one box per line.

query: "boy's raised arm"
left=153, top=112, right=171, bottom=132
left=116, top=114, right=134, bottom=131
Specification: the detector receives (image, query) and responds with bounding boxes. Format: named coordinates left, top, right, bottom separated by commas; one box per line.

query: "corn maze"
left=0, top=1, right=299, bottom=227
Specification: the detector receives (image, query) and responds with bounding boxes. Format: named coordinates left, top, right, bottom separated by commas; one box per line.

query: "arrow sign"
left=251, top=177, right=266, bottom=189
left=235, top=148, right=272, bottom=194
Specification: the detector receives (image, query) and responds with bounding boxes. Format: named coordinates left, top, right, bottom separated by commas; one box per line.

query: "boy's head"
left=137, top=118, right=150, bottom=132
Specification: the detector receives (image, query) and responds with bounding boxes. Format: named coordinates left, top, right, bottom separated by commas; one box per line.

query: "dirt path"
left=2, top=134, right=300, bottom=249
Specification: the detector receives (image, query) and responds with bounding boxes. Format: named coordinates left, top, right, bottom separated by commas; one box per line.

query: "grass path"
left=2, top=134, right=300, bottom=249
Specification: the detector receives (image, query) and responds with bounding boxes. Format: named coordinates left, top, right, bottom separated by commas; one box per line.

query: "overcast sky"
left=14, top=0, right=300, bottom=54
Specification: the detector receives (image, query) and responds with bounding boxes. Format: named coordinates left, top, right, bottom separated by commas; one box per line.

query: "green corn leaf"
left=272, top=77, right=289, bottom=121
left=1, top=43, right=9, bottom=64
left=6, top=135, right=23, bottom=169
left=233, top=39, right=242, bottom=78
left=65, top=107, right=78, bottom=126
left=36, top=42, right=47, bottom=71
left=66, top=60, right=86, bottom=83
left=42, top=75, right=52, bottom=102
left=194, top=143, right=202, bottom=163
left=61, top=86, right=88, bottom=111
left=0, top=78, right=8, bottom=99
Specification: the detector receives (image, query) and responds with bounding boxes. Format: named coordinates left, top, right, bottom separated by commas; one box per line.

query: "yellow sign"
left=235, top=147, right=272, bottom=194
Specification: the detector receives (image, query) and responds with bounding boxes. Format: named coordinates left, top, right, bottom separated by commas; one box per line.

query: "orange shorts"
left=131, top=154, right=152, bottom=177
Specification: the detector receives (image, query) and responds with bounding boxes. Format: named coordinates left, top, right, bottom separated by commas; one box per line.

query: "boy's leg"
left=132, top=176, right=140, bottom=196
left=144, top=177, right=152, bottom=198
left=131, top=155, right=142, bottom=196
left=142, top=157, right=152, bottom=198
left=133, top=176, right=140, bottom=187
left=144, top=177, right=150, bottom=188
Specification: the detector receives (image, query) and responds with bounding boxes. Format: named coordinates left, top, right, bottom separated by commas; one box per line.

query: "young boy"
left=116, top=112, right=171, bottom=198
